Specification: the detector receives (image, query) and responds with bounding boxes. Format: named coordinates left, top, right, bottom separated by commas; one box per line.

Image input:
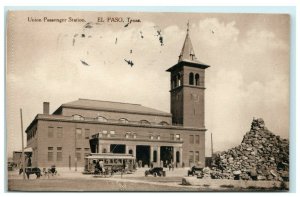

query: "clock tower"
left=167, top=24, right=210, bottom=128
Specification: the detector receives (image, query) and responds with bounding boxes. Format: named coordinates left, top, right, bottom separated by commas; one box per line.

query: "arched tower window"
left=195, top=73, right=200, bottom=86
left=173, top=76, right=177, bottom=88
left=189, top=72, right=194, bottom=85
left=177, top=73, right=181, bottom=86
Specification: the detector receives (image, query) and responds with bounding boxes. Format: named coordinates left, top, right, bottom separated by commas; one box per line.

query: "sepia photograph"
left=5, top=10, right=291, bottom=191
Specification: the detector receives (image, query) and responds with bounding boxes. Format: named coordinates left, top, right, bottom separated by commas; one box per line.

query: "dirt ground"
left=6, top=168, right=289, bottom=192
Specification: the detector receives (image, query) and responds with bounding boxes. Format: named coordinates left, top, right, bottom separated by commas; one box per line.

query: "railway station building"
left=25, top=28, right=210, bottom=169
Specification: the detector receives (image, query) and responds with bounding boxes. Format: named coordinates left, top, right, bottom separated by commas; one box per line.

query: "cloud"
left=197, top=18, right=240, bottom=47
left=242, top=29, right=289, bottom=53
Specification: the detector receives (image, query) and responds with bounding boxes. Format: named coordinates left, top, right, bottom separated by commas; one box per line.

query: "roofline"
left=35, top=115, right=207, bottom=131
left=166, top=60, right=210, bottom=72
left=61, top=104, right=172, bottom=117
left=24, top=115, right=38, bottom=133
left=78, top=98, right=142, bottom=106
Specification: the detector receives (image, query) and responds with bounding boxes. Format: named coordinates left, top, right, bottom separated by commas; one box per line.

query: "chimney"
left=43, top=102, right=50, bottom=115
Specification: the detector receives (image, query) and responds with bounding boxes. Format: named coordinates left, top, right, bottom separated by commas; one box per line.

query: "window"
left=73, top=114, right=84, bottom=120
left=172, top=79, right=175, bottom=89
left=57, top=152, right=62, bottom=161
left=57, top=147, right=62, bottom=151
left=76, top=148, right=82, bottom=151
left=195, top=151, right=200, bottom=163
left=175, top=134, right=180, bottom=141
left=76, top=152, right=81, bottom=161
left=140, top=120, right=150, bottom=125
left=119, top=118, right=129, bottom=124
left=149, top=134, right=153, bottom=140
left=48, top=147, right=54, bottom=151
left=76, top=128, right=82, bottom=139
left=57, top=127, right=63, bottom=138
left=48, top=127, right=54, bottom=138
left=189, top=151, right=194, bottom=163
left=97, top=116, right=107, bottom=122
left=177, top=73, right=181, bottom=86
left=84, top=129, right=90, bottom=139
left=102, top=148, right=107, bottom=153
left=189, top=135, right=194, bottom=144
left=159, top=121, right=169, bottom=126
left=84, top=148, right=90, bottom=151
left=195, top=73, right=200, bottom=86
left=173, top=76, right=177, bottom=87
left=170, top=134, right=174, bottom=140
left=189, top=72, right=194, bottom=85
left=48, top=152, right=53, bottom=161
left=195, top=135, right=200, bottom=144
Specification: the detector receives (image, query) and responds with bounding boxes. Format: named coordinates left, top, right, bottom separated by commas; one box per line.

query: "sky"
left=6, top=11, right=290, bottom=157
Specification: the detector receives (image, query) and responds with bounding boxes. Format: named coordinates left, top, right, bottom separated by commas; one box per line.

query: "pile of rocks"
left=211, top=118, right=289, bottom=181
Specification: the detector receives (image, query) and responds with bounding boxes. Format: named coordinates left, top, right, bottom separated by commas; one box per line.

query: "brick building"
left=25, top=27, right=210, bottom=169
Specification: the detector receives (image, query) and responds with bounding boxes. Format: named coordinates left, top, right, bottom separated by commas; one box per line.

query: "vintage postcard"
left=6, top=10, right=290, bottom=191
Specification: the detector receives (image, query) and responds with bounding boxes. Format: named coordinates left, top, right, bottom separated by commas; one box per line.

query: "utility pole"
left=20, top=109, right=25, bottom=180
left=75, top=128, right=77, bottom=172
left=211, top=133, right=214, bottom=157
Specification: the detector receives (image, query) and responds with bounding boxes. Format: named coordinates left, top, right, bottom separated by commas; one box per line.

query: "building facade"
left=25, top=27, right=210, bottom=169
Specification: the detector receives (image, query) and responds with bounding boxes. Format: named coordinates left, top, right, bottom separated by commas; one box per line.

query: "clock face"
left=191, top=93, right=199, bottom=102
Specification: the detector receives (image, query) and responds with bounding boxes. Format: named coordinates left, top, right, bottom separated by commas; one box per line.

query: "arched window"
left=177, top=73, right=181, bottom=86
left=119, top=118, right=129, bottom=124
left=73, top=114, right=84, bottom=120
left=159, top=121, right=169, bottom=126
left=140, top=120, right=150, bottom=125
left=189, top=72, right=194, bottom=85
left=174, top=76, right=178, bottom=87
left=102, top=148, right=107, bottom=153
left=96, top=116, right=107, bottom=122
left=195, top=73, right=200, bottom=86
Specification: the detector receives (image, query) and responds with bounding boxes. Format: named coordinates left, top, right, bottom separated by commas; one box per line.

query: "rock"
left=211, top=118, right=289, bottom=181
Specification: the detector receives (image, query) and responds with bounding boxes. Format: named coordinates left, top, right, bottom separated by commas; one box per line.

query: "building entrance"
left=136, top=145, right=150, bottom=167
left=160, top=146, right=173, bottom=167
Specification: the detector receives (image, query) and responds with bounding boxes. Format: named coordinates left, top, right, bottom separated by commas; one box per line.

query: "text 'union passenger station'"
left=25, top=27, right=210, bottom=169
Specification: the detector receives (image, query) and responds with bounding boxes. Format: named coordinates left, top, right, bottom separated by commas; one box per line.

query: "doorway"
left=136, top=145, right=150, bottom=167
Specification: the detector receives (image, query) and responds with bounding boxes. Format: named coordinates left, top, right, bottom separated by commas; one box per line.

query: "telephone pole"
left=20, top=109, right=26, bottom=180
left=211, top=133, right=214, bottom=157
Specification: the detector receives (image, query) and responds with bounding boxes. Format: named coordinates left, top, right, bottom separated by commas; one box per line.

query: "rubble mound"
left=211, top=118, right=289, bottom=181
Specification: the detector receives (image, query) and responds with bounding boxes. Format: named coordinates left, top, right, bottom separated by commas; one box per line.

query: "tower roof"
left=179, top=28, right=198, bottom=63
left=167, top=22, right=209, bottom=72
